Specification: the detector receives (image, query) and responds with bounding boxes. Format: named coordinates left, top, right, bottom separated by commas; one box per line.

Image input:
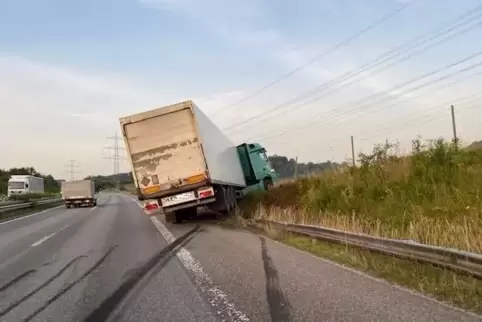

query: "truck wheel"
left=263, top=179, right=274, bottom=190
left=165, top=212, right=176, bottom=223
left=174, top=212, right=184, bottom=224
left=65, top=204, right=70, bottom=209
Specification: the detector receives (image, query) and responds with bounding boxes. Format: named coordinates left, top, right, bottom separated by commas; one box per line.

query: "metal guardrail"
left=0, top=198, right=62, bottom=213
left=256, top=219, right=482, bottom=279
left=0, top=196, right=60, bottom=207
left=0, top=200, right=24, bottom=207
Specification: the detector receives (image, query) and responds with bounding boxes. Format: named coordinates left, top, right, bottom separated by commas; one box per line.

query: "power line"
left=209, top=0, right=418, bottom=115
left=358, top=98, right=482, bottom=141
left=324, top=60, right=482, bottom=125
left=65, top=159, right=80, bottom=181
left=285, top=93, right=482, bottom=153
left=245, top=51, right=482, bottom=143
left=288, top=103, right=480, bottom=164
left=102, top=132, right=126, bottom=187
left=223, top=5, right=482, bottom=132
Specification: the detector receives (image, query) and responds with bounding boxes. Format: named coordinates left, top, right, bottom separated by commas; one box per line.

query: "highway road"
left=0, top=193, right=480, bottom=322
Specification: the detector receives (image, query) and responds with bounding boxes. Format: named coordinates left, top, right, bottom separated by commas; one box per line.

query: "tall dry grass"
left=239, top=138, right=482, bottom=253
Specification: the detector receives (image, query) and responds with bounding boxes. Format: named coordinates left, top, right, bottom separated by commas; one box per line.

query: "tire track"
left=0, top=255, right=86, bottom=317
left=23, top=246, right=118, bottom=322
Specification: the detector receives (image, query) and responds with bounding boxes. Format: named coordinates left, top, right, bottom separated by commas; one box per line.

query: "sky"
left=1, top=0, right=482, bottom=179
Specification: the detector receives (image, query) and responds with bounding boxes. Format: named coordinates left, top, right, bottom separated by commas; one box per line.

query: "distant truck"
left=7, top=175, right=44, bottom=197
left=120, top=100, right=277, bottom=223
left=61, top=179, right=97, bottom=208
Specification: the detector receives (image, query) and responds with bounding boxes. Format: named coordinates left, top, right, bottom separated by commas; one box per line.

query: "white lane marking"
left=122, top=192, right=250, bottom=322
left=89, top=206, right=97, bottom=211
left=0, top=205, right=64, bottom=226
left=122, top=193, right=482, bottom=319
left=31, top=224, right=70, bottom=247
left=150, top=216, right=250, bottom=322
left=120, top=193, right=249, bottom=321
left=31, top=232, right=57, bottom=247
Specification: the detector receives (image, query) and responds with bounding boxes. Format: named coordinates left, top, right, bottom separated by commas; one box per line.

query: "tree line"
left=268, top=155, right=344, bottom=178
left=87, top=154, right=341, bottom=189
left=0, top=153, right=340, bottom=196
left=0, top=167, right=61, bottom=196
left=85, top=172, right=134, bottom=191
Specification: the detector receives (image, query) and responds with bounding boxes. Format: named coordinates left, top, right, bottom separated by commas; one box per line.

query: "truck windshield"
left=8, top=181, right=25, bottom=189
left=259, top=151, right=269, bottom=162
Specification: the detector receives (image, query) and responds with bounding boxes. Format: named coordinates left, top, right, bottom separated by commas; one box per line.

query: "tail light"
left=145, top=203, right=159, bottom=211
left=198, top=187, right=214, bottom=199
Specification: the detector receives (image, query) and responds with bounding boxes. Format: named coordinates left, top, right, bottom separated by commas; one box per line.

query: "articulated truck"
left=120, top=100, right=277, bottom=223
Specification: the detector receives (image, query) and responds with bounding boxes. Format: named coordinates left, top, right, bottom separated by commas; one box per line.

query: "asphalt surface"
left=0, top=192, right=479, bottom=322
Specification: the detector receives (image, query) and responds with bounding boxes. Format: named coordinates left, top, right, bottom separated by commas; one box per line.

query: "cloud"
left=140, top=0, right=411, bottom=106
left=0, top=55, right=165, bottom=177
left=0, top=54, right=252, bottom=178
left=0, top=56, right=151, bottom=101
left=141, top=0, right=482, bottom=161
left=2, top=0, right=480, bottom=179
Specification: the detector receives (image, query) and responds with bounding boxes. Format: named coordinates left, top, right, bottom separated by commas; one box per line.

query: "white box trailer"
left=7, top=175, right=44, bottom=197
left=61, top=179, right=97, bottom=208
left=120, top=100, right=246, bottom=222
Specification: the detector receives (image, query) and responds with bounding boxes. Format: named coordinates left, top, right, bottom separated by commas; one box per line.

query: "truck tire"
left=174, top=208, right=197, bottom=223
left=263, top=178, right=274, bottom=191
left=227, top=187, right=237, bottom=214
left=174, top=211, right=185, bottom=224
left=165, top=212, right=176, bottom=223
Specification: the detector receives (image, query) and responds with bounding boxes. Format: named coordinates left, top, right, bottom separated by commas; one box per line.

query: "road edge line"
left=149, top=216, right=250, bottom=322
left=122, top=194, right=250, bottom=322
left=124, top=193, right=481, bottom=319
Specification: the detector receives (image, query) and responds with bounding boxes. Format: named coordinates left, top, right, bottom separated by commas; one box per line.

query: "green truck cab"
left=237, top=143, right=278, bottom=196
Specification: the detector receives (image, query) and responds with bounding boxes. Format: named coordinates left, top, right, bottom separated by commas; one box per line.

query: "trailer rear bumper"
left=163, top=197, right=216, bottom=213
left=64, top=197, right=97, bottom=208
left=159, top=186, right=215, bottom=211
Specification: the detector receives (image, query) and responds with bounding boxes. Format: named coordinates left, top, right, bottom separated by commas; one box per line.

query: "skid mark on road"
left=123, top=193, right=251, bottom=321
left=23, top=246, right=118, bottom=322
left=260, top=236, right=292, bottom=322
left=0, top=269, right=37, bottom=293
left=0, top=255, right=87, bottom=317
left=149, top=216, right=250, bottom=322
left=85, top=227, right=200, bottom=322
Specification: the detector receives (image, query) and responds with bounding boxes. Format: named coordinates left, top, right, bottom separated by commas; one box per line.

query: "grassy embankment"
left=238, top=138, right=482, bottom=313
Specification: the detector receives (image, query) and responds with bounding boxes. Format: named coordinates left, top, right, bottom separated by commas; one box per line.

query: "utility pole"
left=103, top=132, right=125, bottom=189
left=65, top=159, right=80, bottom=181
left=294, top=156, right=298, bottom=179
left=450, top=105, right=458, bottom=147
left=351, top=136, right=356, bottom=167
left=329, top=146, right=334, bottom=170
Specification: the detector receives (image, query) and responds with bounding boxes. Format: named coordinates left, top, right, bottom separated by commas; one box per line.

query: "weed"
left=241, top=138, right=482, bottom=253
